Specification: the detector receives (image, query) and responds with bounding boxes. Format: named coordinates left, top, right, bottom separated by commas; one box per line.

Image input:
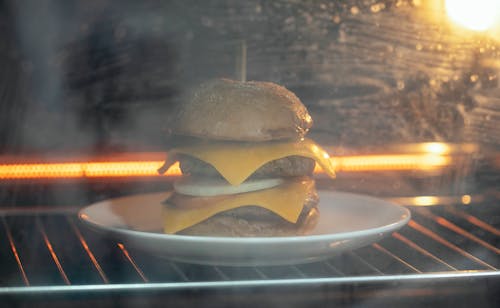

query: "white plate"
left=79, top=191, right=410, bottom=266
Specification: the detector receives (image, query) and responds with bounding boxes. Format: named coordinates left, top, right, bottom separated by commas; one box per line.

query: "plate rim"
left=78, top=190, right=411, bottom=245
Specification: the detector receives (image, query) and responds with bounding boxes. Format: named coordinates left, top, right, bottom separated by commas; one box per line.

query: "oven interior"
left=0, top=0, right=499, bottom=306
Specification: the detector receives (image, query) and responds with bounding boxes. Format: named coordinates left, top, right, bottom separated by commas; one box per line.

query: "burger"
left=159, top=78, right=335, bottom=236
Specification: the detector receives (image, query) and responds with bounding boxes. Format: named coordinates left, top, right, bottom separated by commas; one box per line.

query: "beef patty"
left=179, top=155, right=315, bottom=179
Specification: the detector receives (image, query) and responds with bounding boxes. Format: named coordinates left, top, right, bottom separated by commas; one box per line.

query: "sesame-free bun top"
left=172, top=79, right=313, bottom=142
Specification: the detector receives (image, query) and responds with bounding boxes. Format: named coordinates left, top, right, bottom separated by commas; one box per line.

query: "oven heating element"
left=0, top=144, right=461, bottom=180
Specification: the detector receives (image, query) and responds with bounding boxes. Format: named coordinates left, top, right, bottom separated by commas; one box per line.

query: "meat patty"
left=179, top=155, right=316, bottom=179
left=176, top=188, right=319, bottom=237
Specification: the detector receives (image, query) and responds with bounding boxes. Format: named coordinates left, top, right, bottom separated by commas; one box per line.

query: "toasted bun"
left=172, top=79, right=312, bottom=141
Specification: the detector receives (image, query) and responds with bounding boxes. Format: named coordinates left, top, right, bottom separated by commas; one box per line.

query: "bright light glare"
left=461, top=195, right=472, bottom=205
left=423, top=142, right=450, bottom=155
left=413, top=196, right=440, bottom=206
left=445, top=0, right=500, bottom=31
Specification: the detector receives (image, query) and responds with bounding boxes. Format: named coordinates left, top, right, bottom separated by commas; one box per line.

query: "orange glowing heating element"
left=329, top=154, right=450, bottom=172
left=0, top=153, right=450, bottom=179
left=0, top=161, right=180, bottom=179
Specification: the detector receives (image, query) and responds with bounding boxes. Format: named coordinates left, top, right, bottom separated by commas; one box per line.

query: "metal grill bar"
left=348, top=251, right=385, bottom=275
left=416, top=208, right=500, bottom=255
left=408, top=220, right=497, bottom=271
left=254, top=265, right=310, bottom=279
left=392, top=232, right=458, bottom=271
left=36, top=218, right=71, bottom=285
left=372, top=243, right=422, bottom=274
left=324, top=261, right=345, bottom=276
left=290, top=265, right=308, bottom=278
left=117, top=243, right=149, bottom=283
left=169, top=262, right=190, bottom=282
left=1, top=216, right=29, bottom=286
left=213, top=267, right=230, bottom=280
left=0, top=271, right=498, bottom=295
left=443, top=207, right=500, bottom=236
left=253, top=267, right=269, bottom=279
left=66, top=217, right=109, bottom=284
left=295, top=261, right=343, bottom=278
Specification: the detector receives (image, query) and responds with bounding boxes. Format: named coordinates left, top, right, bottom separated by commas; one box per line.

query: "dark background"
left=0, top=0, right=498, bottom=155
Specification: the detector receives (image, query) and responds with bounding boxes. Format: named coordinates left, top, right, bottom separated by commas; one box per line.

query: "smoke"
left=6, top=0, right=182, bottom=155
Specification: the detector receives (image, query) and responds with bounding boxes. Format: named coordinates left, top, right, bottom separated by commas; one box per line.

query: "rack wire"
left=0, top=204, right=497, bottom=289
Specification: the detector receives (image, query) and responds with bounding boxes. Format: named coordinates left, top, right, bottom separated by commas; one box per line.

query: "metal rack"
left=0, top=204, right=498, bottom=285
left=0, top=197, right=498, bottom=306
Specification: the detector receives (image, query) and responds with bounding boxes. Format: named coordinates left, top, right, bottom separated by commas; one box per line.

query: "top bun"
left=172, top=79, right=312, bottom=142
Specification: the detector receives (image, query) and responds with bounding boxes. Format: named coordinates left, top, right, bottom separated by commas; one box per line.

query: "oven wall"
left=0, top=0, right=498, bottom=154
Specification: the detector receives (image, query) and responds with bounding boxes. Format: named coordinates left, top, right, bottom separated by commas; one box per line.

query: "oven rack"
left=0, top=201, right=498, bottom=306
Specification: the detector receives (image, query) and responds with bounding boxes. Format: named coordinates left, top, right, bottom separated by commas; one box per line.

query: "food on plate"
left=159, top=78, right=335, bottom=236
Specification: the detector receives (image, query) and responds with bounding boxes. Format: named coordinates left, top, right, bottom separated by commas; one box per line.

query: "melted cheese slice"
left=163, top=179, right=313, bottom=234
left=167, top=138, right=335, bottom=186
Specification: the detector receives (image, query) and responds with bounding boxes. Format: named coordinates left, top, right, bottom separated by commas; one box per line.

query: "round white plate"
left=79, top=191, right=410, bottom=266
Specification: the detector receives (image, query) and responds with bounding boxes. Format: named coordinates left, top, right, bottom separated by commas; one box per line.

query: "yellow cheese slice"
left=163, top=179, right=313, bottom=234
left=168, top=138, right=335, bottom=185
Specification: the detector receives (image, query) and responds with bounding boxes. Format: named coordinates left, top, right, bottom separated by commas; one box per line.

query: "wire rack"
left=0, top=203, right=498, bottom=286
left=0, top=190, right=498, bottom=307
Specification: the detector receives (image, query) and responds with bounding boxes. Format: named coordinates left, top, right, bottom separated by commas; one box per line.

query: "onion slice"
left=173, top=177, right=284, bottom=197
